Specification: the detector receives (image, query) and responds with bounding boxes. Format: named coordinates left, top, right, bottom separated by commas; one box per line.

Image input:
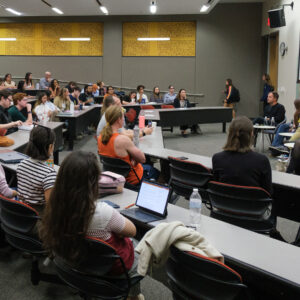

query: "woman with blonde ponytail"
left=212, top=116, right=272, bottom=193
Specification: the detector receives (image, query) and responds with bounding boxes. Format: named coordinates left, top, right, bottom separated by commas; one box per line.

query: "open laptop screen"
left=136, top=180, right=169, bottom=215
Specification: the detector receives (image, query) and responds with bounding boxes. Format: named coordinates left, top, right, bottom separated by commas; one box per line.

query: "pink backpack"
left=98, top=171, right=125, bottom=195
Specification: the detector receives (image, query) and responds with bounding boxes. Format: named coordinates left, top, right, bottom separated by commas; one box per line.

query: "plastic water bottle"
left=264, top=116, right=268, bottom=125
left=70, top=101, right=74, bottom=114
left=133, top=125, right=139, bottom=147
left=36, top=83, right=40, bottom=90
left=271, top=117, right=275, bottom=127
left=189, top=188, right=202, bottom=229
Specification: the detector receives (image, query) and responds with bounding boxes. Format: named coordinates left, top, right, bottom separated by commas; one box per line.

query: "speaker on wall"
left=268, top=8, right=286, bottom=28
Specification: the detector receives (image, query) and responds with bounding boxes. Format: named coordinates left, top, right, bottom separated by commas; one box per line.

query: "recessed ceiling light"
left=99, top=6, right=108, bottom=14
left=200, top=4, right=210, bottom=13
left=137, top=37, right=170, bottom=41
left=60, top=38, right=91, bottom=41
left=5, top=8, right=22, bottom=16
left=0, top=38, right=17, bottom=41
left=150, top=1, right=157, bottom=14
left=52, top=7, right=64, bottom=15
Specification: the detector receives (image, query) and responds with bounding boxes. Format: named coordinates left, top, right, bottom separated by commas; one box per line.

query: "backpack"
left=231, top=86, right=240, bottom=103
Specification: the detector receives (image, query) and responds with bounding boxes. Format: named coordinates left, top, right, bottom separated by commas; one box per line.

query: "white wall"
left=262, top=0, right=300, bottom=120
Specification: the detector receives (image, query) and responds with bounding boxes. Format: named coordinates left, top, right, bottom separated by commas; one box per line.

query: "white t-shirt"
left=136, top=93, right=148, bottom=103
left=35, top=103, right=51, bottom=122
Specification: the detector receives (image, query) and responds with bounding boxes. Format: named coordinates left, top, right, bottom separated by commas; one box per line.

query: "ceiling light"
left=60, top=38, right=91, bottom=41
left=52, top=7, right=64, bottom=14
left=150, top=1, right=157, bottom=14
left=5, top=8, right=22, bottom=16
left=100, top=6, right=108, bottom=14
left=137, top=37, right=170, bottom=41
left=0, top=38, right=17, bottom=41
left=200, top=4, right=210, bottom=12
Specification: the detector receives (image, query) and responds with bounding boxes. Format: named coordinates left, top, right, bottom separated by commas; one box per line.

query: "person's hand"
left=12, top=190, right=19, bottom=197
left=143, top=127, right=153, bottom=135
left=130, top=159, right=137, bottom=166
left=25, top=120, right=33, bottom=125
left=48, top=111, right=52, bottom=117
left=224, top=99, right=227, bottom=103
left=26, top=103, right=32, bottom=112
left=12, top=121, right=22, bottom=127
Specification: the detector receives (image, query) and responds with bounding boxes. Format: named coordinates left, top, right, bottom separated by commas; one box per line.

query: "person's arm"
left=144, top=94, right=148, bottom=103
left=119, top=135, right=146, bottom=163
left=139, top=126, right=153, bottom=137
left=40, top=78, right=46, bottom=90
left=274, top=105, right=286, bottom=124
left=0, top=166, right=17, bottom=198
left=293, top=111, right=300, bottom=128
left=44, top=188, right=52, bottom=202
left=25, top=103, right=33, bottom=125
left=260, top=157, right=272, bottom=194
left=0, top=121, right=22, bottom=129
left=226, top=86, right=232, bottom=102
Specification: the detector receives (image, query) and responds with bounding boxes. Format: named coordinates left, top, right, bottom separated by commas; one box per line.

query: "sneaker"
left=269, top=146, right=289, bottom=156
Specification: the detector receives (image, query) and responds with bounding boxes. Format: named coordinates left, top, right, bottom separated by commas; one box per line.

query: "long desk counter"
left=140, top=127, right=300, bottom=223
left=104, top=188, right=300, bottom=298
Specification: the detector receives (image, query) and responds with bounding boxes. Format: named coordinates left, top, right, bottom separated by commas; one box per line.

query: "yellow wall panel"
left=123, top=22, right=196, bottom=57
left=0, top=22, right=103, bottom=56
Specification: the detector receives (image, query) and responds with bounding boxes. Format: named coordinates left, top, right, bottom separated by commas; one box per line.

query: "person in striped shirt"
left=16, top=126, right=56, bottom=211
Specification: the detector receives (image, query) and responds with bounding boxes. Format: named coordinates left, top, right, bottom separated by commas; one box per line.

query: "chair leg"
left=31, top=258, right=41, bottom=285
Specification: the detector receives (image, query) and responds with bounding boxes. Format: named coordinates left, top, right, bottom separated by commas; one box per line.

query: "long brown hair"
left=223, top=116, right=253, bottom=153
left=40, top=151, right=100, bottom=262
left=101, top=95, right=115, bottom=115
left=100, top=105, right=123, bottom=145
left=34, top=92, right=47, bottom=109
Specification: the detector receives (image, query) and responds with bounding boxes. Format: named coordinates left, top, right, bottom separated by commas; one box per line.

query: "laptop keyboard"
left=122, top=208, right=161, bottom=223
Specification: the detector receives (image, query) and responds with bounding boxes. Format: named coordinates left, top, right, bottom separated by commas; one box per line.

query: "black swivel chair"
left=99, top=155, right=141, bottom=191
left=54, top=236, right=143, bottom=300
left=166, top=246, right=247, bottom=300
left=168, top=156, right=213, bottom=203
left=206, top=181, right=275, bottom=234
left=0, top=195, right=61, bottom=285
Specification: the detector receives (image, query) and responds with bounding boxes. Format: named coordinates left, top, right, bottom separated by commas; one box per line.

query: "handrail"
left=0, top=76, right=205, bottom=98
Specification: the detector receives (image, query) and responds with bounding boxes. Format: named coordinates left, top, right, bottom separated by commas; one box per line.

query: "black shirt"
left=173, top=98, right=191, bottom=108
left=0, top=105, right=16, bottom=135
left=79, top=92, right=94, bottom=105
left=263, top=103, right=285, bottom=124
left=212, top=150, right=272, bottom=194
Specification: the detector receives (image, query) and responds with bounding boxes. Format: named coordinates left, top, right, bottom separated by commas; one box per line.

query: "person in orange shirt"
left=103, top=85, right=116, bottom=100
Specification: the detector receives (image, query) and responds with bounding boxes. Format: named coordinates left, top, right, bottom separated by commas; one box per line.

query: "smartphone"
left=103, top=200, right=120, bottom=209
left=148, top=120, right=152, bottom=127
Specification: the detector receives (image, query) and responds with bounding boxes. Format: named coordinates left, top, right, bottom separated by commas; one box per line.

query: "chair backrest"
left=167, top=246, right=245, bottom=300
left=207, top=181, right=272, bottom=218
left=54, top=236, right=130, bottom=299
left=161, top=105, right=174, bottom=109
left=0, top=195, right=43, bottom=254
left=125, top=108, right=137, bottom=123
left=140, top=105, right=155, bottom=110
left=168, top=156, right=212, bottom=198
left=99, top=155, right=131, bottom=178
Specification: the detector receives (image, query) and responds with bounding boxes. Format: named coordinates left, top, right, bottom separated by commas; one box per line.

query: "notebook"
left=0, top=151, right=28, bottom=164
left=120, top=180, right=170, bottom=223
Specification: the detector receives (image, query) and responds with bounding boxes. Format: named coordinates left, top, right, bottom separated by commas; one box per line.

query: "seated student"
left=150, top=86, right=163, bottom=103
left=3, top=74, right=16, bottom=89
left=45, top=90, right=60, bottom=113
left=65, top=81, right=77, bottom=93
left=269, top=99, right=300, bottom=152
left=40, top=71, right=52, bottom=90
left=54, top=88, right=71, bottom=112
left=8, top=93, right=33, bottom=124
left=0, top=164, right=18, bottom=198
left=286, top=140, right=300, bottom=175
left=34, top=92, right=55, bottom=122
left=49, top=79, right=60, bottom=100
left=253, top=91, right=285, bottom=125
left=92, top=83, right=99, bottom=97
left=122, top=91, right=137, bottom=105
left=213, top=116, right=272, bottom=194
left=79, top=85, right=94, bottom=105
left=174, top=89, right=199, bottom=137
left=0, top=79, right=7, bottom=90
left=103, top=85, right=116, bottom=100
left=163, top=85, right=176, bottom=104
left=24, top=72, right=35, bottom=90
left=98, top=105, right=158, bottom=185
left=16, top=126, right=56, bottom=210
left=0, top=91, right=22, bottom=134
left=69, top=86, right=81, bottom=109
left=136, top=85, right=148, bottom=104
left=40, top=151, right=144, bottom=300
left=97, top=80, right=106, bottom=96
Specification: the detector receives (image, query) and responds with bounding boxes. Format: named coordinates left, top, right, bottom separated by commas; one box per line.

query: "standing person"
left=3, top=74, right=16, bottom=89
left=224, top=79, right=239, bottom=119
left=261, top=73, right=274, bottom=109
left=150, top=87, right=163, bottom=103
left=34, top=92, right=55, bottom=122
left=49, top=79, right=60, bottom=100
left=0, top=91, right=22, bottom=135
left=136, top=85, right=148, bottom=104
left=8, top=93, right=33, bottom=124
left=163, top=85, right=176, bottom=104
left=24, top=72, right=35, bottom=90
left=40, top=71, right=52, bottom=90
left=54, top=88, right=71, bottom=112
left=174, top=89, right=198, bottom=137
left=39, top=151, right=144, bottom=300
left=79, top=85, right=94, bottom=106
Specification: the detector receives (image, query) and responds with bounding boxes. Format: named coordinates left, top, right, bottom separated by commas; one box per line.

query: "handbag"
left=0, top=129, right=14, bottom=147
left=98, top=171, right=125, bottom=196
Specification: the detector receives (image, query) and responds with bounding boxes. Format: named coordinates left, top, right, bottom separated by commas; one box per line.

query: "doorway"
left=269, top=32, right=279, bottom=90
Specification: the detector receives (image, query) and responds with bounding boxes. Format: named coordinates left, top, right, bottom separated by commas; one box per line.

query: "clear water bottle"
left=189, top=188, right=202, bottom=228
left=70, top=101, right=74, bottom=114
left=36, top=83, right=40, bottom=90
left=270, top=117, right=275, bottom=127
left=133, top=125, right=139, bottom=147
left=264, top=116, right=268, bottom=125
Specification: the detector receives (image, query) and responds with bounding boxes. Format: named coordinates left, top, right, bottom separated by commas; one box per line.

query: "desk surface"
left=105, top=188, right=300, bottom=288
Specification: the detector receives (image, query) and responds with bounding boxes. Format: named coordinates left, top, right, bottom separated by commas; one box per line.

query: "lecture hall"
left=0, top=0, right=300, bottom=299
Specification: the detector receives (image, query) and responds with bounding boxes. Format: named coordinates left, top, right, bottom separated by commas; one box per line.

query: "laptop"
left=0, top=151, right=28, bottom=164
left=121, top=180, right=170, bottom=223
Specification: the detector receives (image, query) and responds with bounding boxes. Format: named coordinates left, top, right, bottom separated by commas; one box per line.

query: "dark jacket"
left=0, top=105, right=16, bottom=135
left=260, top=83, right=274, bottom=104
left=173, top=98, right=191, bottom=108
left=263, top=103, right=285, bottom=124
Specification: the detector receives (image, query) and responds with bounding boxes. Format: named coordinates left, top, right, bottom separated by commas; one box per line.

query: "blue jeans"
left=271, top=123, right=291, bottom=147
left=142, top=164, right=160, bottom=181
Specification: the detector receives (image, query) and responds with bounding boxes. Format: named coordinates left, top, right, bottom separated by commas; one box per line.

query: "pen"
left=125, top=203, right=135, bottom=209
